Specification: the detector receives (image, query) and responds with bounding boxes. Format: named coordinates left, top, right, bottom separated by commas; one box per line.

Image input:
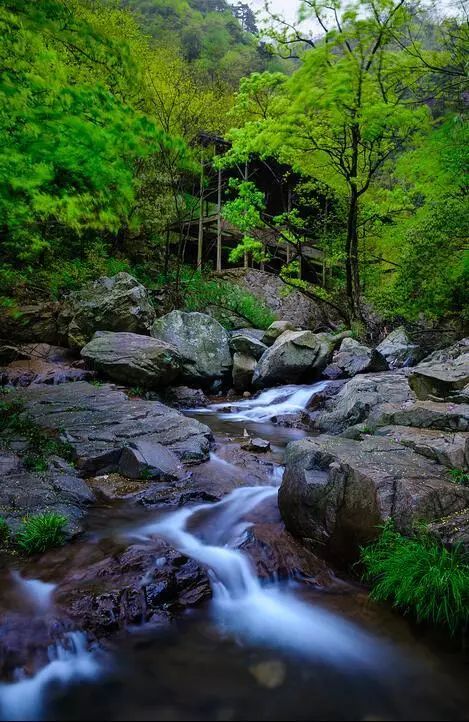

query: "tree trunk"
left=345, top=186, right=363, bottom=322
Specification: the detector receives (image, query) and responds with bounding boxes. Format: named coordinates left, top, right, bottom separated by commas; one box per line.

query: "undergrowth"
left=17, top=513, right=67, bottom=555
left=360, top=521, right=469, bottom=635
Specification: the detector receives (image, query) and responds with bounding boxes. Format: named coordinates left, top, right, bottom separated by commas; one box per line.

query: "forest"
left=0, top=2, right=468, bottom=721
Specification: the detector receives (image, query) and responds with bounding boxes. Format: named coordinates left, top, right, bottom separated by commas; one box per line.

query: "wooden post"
left=197, top=147, right=204, bottom=269
left=216, top=166, right=222, bottom=272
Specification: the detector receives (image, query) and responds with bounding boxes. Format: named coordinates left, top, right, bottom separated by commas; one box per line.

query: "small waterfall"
left=135, top=484, right=387, bottom=668
left=209, top=381, right=329, bottom=423
left=11, top=572, right=56, bottom=614
left=0, top=633, right=100, bottom=721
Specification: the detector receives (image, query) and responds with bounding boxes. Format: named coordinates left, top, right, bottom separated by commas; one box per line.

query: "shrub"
left=450, top=469, right=469, bottom=487
left=360, top=521, right=469, bottom=635
left=0, top=517, right=9, bottom=545
left=17, top=513, right=67, bottom=555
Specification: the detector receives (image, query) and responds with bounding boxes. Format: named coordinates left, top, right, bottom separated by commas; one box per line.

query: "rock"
left=55, top=542, right=211, bottom=636
left=332, top=337, right=388, bottom=377
left=163, top=386, right=209, bottom=409
left=376, top=327, right=423, bottom=369
left=118, top=441, right=183, bottom=481
left=322, top=363, right=344, bottom=380
left=10, top=381, right=213, bottom=474
left=375, top=426, right=469, bottom=469
left=428, top=510, right=469, bottom=553
left=59, top=273, right=156, bottom=349
left=81, top=332, right=183, bottom=389
left=242, top=438, right=271, bottom=453
left=215, top=268, right=342, bottom=329
left=0, top=303, right=61, bottom=345
left=409, top=352, right=469, bottom=402
left=369, top=401, right=469, bottom=432
left=262, top=321, right=296, bottom=347
left=315, top=371, right=414, bottom=432
left=1, top=359, right=93, bottom=387
left=230, top=331, right=267, bottom=360
left=0, top=453, right=94, bottom=536
left=232, top=352, right=257, bottom=392
left=420, top=338, right=469, bottom=365
left=279, top=434, right=469, bottom=559
left=253, top=330, right=339, bottom=389
left=151, top=311, right=232, bottom=385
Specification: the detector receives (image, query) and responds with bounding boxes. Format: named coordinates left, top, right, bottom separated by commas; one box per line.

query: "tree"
left=226, top=0, right=430, bottom=321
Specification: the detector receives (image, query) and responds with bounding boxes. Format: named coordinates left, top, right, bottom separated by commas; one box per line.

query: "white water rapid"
left=0, top=633, right=100, bottom=722
left=135, top=481, right=388, bottom=668
left=207, top=382, right=329, bottom=423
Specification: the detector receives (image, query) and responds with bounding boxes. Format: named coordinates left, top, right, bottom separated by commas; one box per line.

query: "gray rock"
left=279, top=434, right=469, bottom=557
left=376, top=327, right=423, bottom=368
left=10, top=381, right=213, bottom=474
left=0, top=303, right=61, bottom=345
left=242, top=438, right=271, bottom=453
left=81, top=332, right=182, bottom=388
left=163, top=386, right=209, bottom=409
left=369, top=401, right=469, bottom=432
left=0, top=454, right=94, bottom=536
left=253, top=330, right=339, bottom=389
left=230, top=331, right=267, bottom=360
left=151, top=311, right=232, bottom=385
left=1, top=359, right=92, bottom=387
left=315, top=371, right=414, bottom=432
left=59, top=273, right=156, bottom=349
left=375, top=426, right=469, bottom=469
left=429, top=510, right=469, bottom=553
left=332, top=337, right=388, bottom=377
left=118, top=440, right=182, bottom=480
left=409, top=352, right=469, bottom=402
left=232, top=352, right=257, bottom=391
left=262, top=321, right=296, bottom=347
left=420, top=338, right=469, bottom=365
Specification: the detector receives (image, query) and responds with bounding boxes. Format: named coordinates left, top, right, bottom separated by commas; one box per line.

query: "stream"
left=0, top=383, right=468, bottom=721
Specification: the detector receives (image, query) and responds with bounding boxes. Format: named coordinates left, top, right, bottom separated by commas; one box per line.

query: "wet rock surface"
left=332, top=337, right=388, bottom=377
left=151, top=311, right=232, bottom=385
left=81, top=331, right=183, bottom=388
left=280, top=434, right=469, bottom=559
left=10, top=381, right=213, bottom=473
left=376, top=327, right=423, bottom=369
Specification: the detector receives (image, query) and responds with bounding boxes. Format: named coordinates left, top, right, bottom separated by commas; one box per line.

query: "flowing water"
left=1, top=383, right=468, bottom=721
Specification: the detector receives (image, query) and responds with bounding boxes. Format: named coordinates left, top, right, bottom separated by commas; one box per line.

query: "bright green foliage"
left=165, top=269, right=276, bottom=329
left=0, top=0, right=186, bottom=306
left=450, top=469, right=469, bottom=487
left=0, top=398, right=74, bottom=471
left=17, top=513, right=67, bottom=555
left=360, top=521, right=469, bottom=635
left=0, top=518, right=10, bottom=546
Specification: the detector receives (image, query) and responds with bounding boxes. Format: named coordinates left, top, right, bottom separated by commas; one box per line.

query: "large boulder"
left=314, top=371, right=414, bottom=432
left=409, top=351, right=469, bottom=402
left=332, top=338, right=388, bottom=377
left=252, top=330, right=342, bottom=389
left=369, top=400, right=469, bottom=432
left=214, top=268, right=342, bottom=329
left=11, top=381, right=213, bottom=473
left=262, top=321, right=295, bottom=347
left=0, top=303, right=61, bottom=345
left=59, top=273, right=156, bottom=349
left=230, top=331, right=267, bottom=360
left=0, top=453, right=94, bottom=536
left=81, top=332, right=182, bottom=389
left=279, top=434, right=469, bottom=559
left=232, top=352, right=257, bottom=391
left=375, top=426, right=469, bottom=470
left=376, top=327, right=423, bottom=369
left=151, top=311, right=232, bottom=385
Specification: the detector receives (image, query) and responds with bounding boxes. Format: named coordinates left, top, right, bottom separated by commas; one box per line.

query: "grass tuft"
left=360, top=521, right=469, bottom=635
left=0, top=517, right=10, bottom=545
left=17, top=513, right=67, bottom=555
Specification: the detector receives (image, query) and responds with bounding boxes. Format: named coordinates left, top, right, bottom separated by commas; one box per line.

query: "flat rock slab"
left=0, top=454, right=94, bottom=535
left=11, top=381, right=213, bottom=475
left=370, top=401, right=469, bottom=432
left=376, top=425, right=469, bottom=470
left=279, top=434, right=469, bottom=559
left=409, top=354, right=469, bottom=402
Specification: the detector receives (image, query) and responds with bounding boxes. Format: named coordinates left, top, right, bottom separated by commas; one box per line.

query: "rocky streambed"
left=0, top=274, right=468, bottom=720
